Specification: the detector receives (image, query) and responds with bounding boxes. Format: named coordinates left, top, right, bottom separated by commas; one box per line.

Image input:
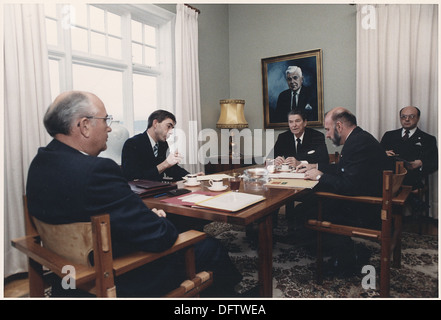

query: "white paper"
left=178, top=194, right=212, bottom=203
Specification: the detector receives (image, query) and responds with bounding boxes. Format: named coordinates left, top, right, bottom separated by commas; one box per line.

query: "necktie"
left=296, top=138, right=301, bottom=151
left=153, top=143, right=159, bottom=157
left=403, top=130, right=410, bottom=141
left=292, top=92, right=297, bottom=109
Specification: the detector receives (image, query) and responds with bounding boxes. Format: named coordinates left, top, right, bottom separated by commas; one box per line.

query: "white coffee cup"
left=186, top=174, right=198, bottom=185
left=209, top=179, right=223, bottom=189
left=281, top=163, right=290, bottom=171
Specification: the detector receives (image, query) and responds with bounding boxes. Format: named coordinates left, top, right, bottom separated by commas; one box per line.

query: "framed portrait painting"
left=262, top=49, right=324, bottom=129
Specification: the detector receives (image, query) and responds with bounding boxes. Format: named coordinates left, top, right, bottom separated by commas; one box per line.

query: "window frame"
left=46, top=3, right=175, bottom=136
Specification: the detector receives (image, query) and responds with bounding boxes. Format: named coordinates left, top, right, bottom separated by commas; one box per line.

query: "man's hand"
left=166, top=151, right=183, bottom=166
left=408, top=160, right=423, bottom=170
left=284, top=157, right=299, bottom=167
left=385, top=150, right=396, bottom=157
left=151, top=208, right=166, bottom=218
left=304, top=168, right=323, bottom=181
left=274, top=156, right=285, bottom=166
left=296, top=163, right=317, bottom=173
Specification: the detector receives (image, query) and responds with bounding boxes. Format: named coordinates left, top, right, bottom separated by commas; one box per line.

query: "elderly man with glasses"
left=26, top=91, right=242, bottom=297
left=380, top=106, right=438, bottom=189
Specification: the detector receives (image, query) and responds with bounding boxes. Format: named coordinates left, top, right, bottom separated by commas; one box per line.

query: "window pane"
left=107, top=12, right=121, bottom=37
left=71, top=27, right=88, bottom=52
left=72, top=64, right=123, bottom=120
left=133, top=74, right=157, bottom=133
left=44, top=3, right=57, bottom=18
left=90, top=6, right=105, bottom=32
left=90, top=31, right=106, bottom=56
left=46, top=19, right=58, bottom=46
left=131, top=20, right=142, bottom=43
left=144, top=24, right=156, bottom=46
left=132, top=43, right=143, bottom=64
left=49, top=59, right=60, bottom=100
left=144, top=46, right=156, bottom=67
left=108, top=36, right=121, bottom=60
left=70, top=3, right=88, bottom=28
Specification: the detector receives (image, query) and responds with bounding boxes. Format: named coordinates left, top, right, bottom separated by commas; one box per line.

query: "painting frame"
left=262, top=49, right=324, bottom=129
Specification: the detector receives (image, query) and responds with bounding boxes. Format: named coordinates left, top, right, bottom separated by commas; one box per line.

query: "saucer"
left=278, top=169, right=292, bottom=172
left=208, top=185, right=228, bottom=192
left=184, top=181, right=201, bottom=187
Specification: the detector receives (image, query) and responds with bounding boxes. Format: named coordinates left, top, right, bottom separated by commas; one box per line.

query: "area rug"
left=204, top=210, right=439, bottom=299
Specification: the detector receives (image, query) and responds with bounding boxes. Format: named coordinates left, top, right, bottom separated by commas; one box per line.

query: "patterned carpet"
left=204, top=209, right=439, bottom=299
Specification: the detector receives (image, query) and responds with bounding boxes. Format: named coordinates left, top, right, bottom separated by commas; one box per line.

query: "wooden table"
left=142, top=166, right=311, bottom=297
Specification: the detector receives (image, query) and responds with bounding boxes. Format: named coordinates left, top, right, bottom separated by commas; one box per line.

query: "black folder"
left=128, top=179, right=177, bottom=198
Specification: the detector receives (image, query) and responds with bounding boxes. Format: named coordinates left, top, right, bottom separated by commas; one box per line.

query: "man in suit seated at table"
left=380, top=106, right=438, bottom=212
left=271, top=108, right=329, bottom=234
left=26, top=91, right=242, bottom=297
left=121, top=110, right=190, bottom=182
left=298, top=107, right=392, bottom=276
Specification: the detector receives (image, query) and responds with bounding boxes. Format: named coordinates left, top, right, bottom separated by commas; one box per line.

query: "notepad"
left=268, top=172, right=305, bottom=179
left=194, top=191, right=265, bottom=212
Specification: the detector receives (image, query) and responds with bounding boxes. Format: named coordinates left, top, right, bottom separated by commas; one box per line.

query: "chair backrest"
left=32, top=217, right=94, bottom=267
left=392, top=161, right=407, bottom=196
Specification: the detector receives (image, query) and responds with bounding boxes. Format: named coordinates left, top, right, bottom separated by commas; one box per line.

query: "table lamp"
left=216, top=99, right=248, bottom=158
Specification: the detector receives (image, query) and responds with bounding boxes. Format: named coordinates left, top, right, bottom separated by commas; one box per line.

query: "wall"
left=160, top=4, right=357, bottom=156
left=226, top=4, right=357, bottom=156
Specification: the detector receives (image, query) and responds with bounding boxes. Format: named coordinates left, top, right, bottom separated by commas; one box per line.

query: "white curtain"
left=356, top=4, right=438, bottom=218
left=174, top=4, right=203, bottom=174
left=4, top=4, right=52, bottom=277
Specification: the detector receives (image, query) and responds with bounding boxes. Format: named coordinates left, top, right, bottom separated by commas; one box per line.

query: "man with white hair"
left=273, top=65, right=318, bottom=122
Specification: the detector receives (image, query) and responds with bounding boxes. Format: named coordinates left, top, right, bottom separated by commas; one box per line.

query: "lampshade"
left=216, top=99, right=248, bottom=129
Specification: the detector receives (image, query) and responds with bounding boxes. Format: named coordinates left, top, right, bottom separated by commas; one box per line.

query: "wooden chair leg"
left=316, top=198, right=323, bottom=284
left=380, top=218, right=392, bottom=298
left=28, top=258, right=45, bottom=297
left=317, top=232, right=323, bottom=284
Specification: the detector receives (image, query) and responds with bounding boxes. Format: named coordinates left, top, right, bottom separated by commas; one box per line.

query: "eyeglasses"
left=86, top=115, right=113, bottom=126
left=400, top=114, right=417, bottom=120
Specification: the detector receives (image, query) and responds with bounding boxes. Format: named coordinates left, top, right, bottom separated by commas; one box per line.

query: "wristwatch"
left=316, top=174, right=322, bottom=181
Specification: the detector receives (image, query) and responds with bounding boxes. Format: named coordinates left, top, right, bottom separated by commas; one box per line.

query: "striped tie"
left=153, top=143, right=159, bottom=157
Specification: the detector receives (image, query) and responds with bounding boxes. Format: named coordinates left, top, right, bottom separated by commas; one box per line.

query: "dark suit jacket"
left=380, top=127, right=438, bottom=187
left=273, top=127, right=329, bottom=166
left=121, top=131, right=189, bottom=181
left=317, top=127, right=392, bottom=196
left=26, top=139, right=179, bottom=255
left=273, top=85, right=318, bottom=122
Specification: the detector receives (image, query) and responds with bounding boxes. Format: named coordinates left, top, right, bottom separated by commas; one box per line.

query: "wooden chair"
left=328, top=151, right=340, bottom=164
left=11, top=197, right=213, bottom=298
left=306, top=161, right=411, bottom=297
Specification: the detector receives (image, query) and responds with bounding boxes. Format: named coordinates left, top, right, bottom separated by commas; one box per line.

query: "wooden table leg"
left=257, top=214, right=273, bottom=297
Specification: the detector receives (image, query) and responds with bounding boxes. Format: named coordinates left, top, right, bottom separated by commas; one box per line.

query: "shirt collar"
left=146, top=131, right=157, bottom=149
left=402, top=127, right=417, bottom=137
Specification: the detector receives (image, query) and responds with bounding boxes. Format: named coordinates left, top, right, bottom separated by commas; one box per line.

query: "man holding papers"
left=297, top=107, right=391, bottom=277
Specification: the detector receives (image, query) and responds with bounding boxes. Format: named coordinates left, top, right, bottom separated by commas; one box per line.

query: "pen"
left=154, top=193, right=168, bottom=198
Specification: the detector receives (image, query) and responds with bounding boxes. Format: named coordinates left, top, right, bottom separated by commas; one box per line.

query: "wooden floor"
left=4, top=217, right=438, bottom=298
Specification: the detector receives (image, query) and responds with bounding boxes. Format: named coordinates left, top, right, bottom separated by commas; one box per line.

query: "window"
left=44, top=4, right=174, bottom=135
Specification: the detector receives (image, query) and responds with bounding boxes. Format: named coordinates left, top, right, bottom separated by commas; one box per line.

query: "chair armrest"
left=314, top=191, right=383, bottom=205
left=113, top=230, right=206, bottom=277
left=11, top=235, right=96, bottom=285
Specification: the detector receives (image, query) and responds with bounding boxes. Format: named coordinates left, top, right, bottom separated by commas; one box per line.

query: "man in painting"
left=273, top=66, right=318, bottom=123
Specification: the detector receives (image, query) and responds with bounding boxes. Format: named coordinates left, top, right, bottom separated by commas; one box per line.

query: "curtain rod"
left=185, top=4, right=201, bottom=14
